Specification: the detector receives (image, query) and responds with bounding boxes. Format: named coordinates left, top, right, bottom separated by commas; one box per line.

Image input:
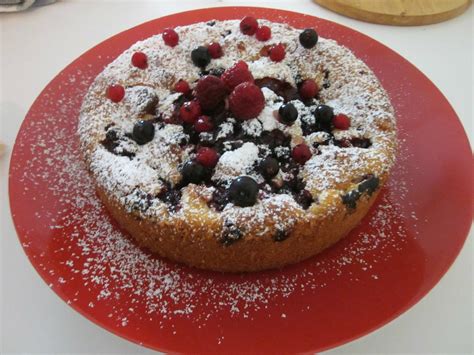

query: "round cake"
left=78, top=17, right=397, bottom=272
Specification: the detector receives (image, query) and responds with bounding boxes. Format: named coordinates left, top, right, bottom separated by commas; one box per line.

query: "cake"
left=78, top=17, right=397, bottom=272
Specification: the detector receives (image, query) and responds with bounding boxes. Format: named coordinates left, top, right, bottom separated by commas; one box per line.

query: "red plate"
left=9, top=7, right=472, bottom=353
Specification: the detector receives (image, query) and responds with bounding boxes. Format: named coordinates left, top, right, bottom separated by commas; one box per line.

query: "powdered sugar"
left=256, top=88, right=284, bottom=131
left=90, top=149, right=159, bottom=196
left=241, top=118, right=263, bottom=137
left=216, top=119, right=235, bottom=139
left=78, top=20, right=396, bottom=223
left=213, top=142, right=261, bottom=185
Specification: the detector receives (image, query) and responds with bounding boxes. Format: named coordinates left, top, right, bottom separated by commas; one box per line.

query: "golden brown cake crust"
left=96, top=174, right=386, bottom=272
left=78, top=19, right=397, bottom=272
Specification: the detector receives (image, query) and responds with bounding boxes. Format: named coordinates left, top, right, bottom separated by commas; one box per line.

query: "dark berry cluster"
left=102, top=19, right=364, bottom=213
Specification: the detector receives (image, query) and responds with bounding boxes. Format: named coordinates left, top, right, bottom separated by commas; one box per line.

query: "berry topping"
left=358, top=175, right=379, bottom=195
left=299, top=79, right=319, bottom=100
left=174, top=79, right=191, bottom=94
left=194, top=115, right=214, bottom=132
left=162, top=28, right=179, bottom=47
left=179, top=100, right=201, bottom=123
left=350, top=137, right=371, bottom=148
left=256, top=25, right=271, bottom=41
left=278, top=103, right=298, bottom=125
left=195, top=75, right=227, bottom=112
left=299, top=28, right=318, bottom=49
left=314, top=105, right=334, bottom=131
left=240, top=16, right=258, bottom=35
left=269, top=44, right=286, bottom=62
left=255, top=77, right=299, bottom=102
left=181, top=161, right=206, bottom=184
left=333, top=113, right=351, bottom=130
left=342, top=190, right=361, bottom=209
left=207, top=42, right=223, bottom=59
left=295, top=190, right=313, bottom=210
left=106, top=85, right=125, bottom=103
left=228, top=176, right=259, bottom=207
left=196, top=147, right=219, bottom=168
left=191, top=46, right=211, bottom=68
left=314, top=104, right=334, bottom=127
left=105, top=129, right=118, bottom=142
left=221, top=60, right=254, bottom=91
left=228, top=82, right=265, bottom=120
left=273, top=229, right=289, bottom=242
left=132, top=120, right=155, bottom=145
left=292, top=143, right=312, bottom=164
left=260, top=157, right=279, bottom=179
left=131, top=52, right=148, bottom=69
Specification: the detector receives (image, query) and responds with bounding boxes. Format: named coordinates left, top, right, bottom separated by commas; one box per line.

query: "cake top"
left=78, top=17, right=396, bottom=241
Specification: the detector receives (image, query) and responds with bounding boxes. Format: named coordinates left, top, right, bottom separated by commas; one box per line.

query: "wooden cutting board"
left=313, top=0, right=472, bottom=25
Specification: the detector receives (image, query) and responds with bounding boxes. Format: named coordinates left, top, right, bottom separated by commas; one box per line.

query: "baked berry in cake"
left=78, top=17, right=397, bottom=272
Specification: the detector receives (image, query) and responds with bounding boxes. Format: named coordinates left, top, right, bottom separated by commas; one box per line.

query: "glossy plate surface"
left=9, top=7, right=472, bottom=353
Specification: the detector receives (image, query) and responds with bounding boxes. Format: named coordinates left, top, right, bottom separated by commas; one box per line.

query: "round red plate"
left=9, top=7, right=472, bottom=353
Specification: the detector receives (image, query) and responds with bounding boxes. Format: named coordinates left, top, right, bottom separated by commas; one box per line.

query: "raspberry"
left=299, top=79, right=319, bottom=99
left=207, top=42, right=223, bottom=59
left=221, top=61, right=254, bottom=91
left=292, top=143, right=312, bottom=164
left=106, top=84, right=125, bottom=103
left=179, top=100, right=201, bottom=123
left=269, top=44, right=285, bottom=62
left=237, top=61, right=248, bottom=69
left=256, top=26, right=271, bottom=41
left=162, top=28, right=179, bottom=47
left=131, top=52, right=148, bottom=69
left=194, top=115, right=214, bottom=132
left=228, top=82, right=265, bottom=120
left=174, top=79, right=190, bottom=94
left=333, top=113, right=351, bottom=130
left=240, top=16, right=258, bottom=35
left=195, top=75, right=227, bottom=112
left=196, top=147, right=219, bottom=168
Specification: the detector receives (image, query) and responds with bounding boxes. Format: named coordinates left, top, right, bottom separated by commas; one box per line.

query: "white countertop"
left=0, top=1, right=472, bottom=353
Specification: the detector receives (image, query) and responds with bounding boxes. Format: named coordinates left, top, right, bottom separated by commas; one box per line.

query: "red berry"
left=228, top=82, right=265, bottom=120
left=207, top=42, right=223, bottom=59
left=240, top=16, right=258, bottom=35
left=162, top=28, right=179, bottom=47
left=179, top=100, right=201, bottom=123
left=292, top=144, right=312, bottom=164
left=194, top=115, right=214, bottom=132
left=221, top=60, right=254, bottom=91
left=195, top=75, right=227, bottom=112
left=174, top=79, right=190, bottom=94
left=196, top=147, right=219, bottom=168
left=333, top=113, right=351, bottom=130
left=131, top=52, right=148, bottom=69
left=256, top=26, right=271, bottom=41
left=237, top=61, right=248, bottom=69
left=106, top=84, right=125, bottom=103
left=269, top=44, right=286, bottom=62
left=299, top=79, right=319, bottom=99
